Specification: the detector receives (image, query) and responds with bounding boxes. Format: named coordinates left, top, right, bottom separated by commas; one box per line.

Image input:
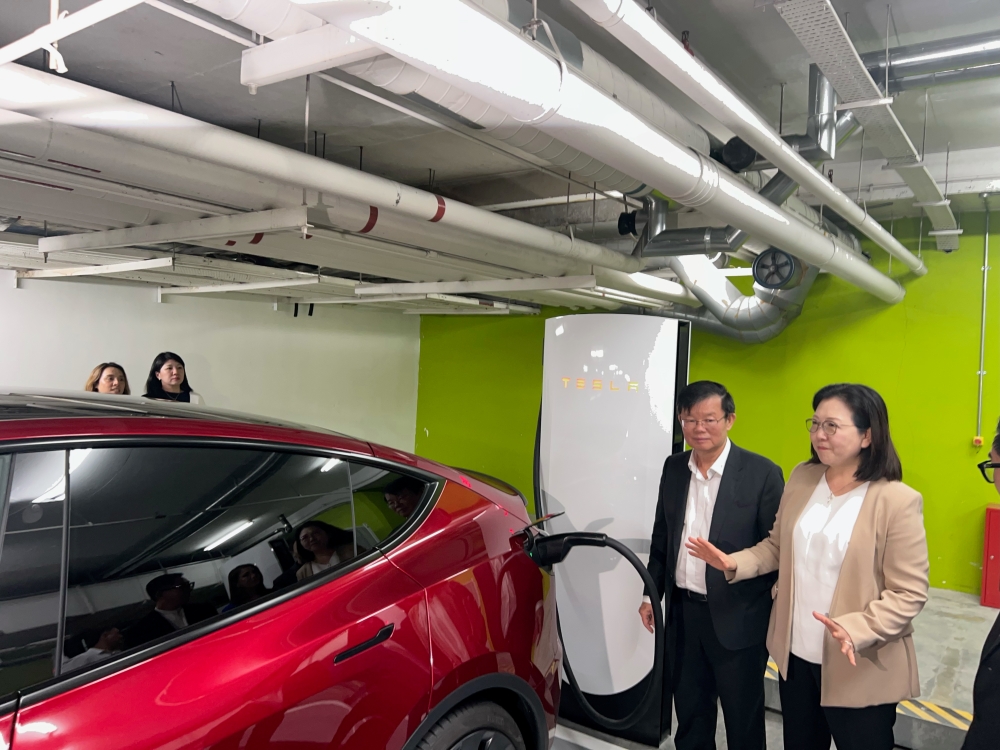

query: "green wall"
left=414, top=215, right=997, bottom=594
left=415, top=309, right=564, bottom=516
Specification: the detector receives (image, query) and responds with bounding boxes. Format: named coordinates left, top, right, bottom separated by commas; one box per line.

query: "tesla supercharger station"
left=538, top=314, right=688, bottom=747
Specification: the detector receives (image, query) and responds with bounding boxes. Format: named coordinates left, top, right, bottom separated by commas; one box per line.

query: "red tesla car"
left=0, top=392, right=559, bottom=750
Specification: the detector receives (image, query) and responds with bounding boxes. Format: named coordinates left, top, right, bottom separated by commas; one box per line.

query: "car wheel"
left=416, top=701, right=527, bottom=750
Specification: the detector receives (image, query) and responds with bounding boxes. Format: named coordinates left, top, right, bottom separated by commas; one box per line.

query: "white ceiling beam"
left=403, top=308, right=538, bottom=316
left=0, top=0, right=144, bottom=68
left=241, top=25, right=375, bottom=89
left=18, top=257, right=174, bottom=279
left=355, top=275, right=597, bottom=296
left=38, top=207, right=309, bottom=253
left=305, top=294, right=430, bottom=305
left=158, top=277, right=322, bottom=296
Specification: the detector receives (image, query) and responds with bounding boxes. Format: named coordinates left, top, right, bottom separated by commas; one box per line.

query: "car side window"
left=0, top=452, right=64, bottom=700
left=349, top=464, right=431, bottom=546
left=0, top=445, right=361, bottom=694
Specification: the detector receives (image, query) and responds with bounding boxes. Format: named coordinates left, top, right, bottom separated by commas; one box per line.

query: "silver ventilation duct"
left=862, top=30, right=1000, bottom=94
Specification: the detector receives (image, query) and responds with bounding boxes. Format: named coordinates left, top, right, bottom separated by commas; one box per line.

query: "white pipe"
left=182, top=0, right=324, bottom=38
left=594, top=268, right=700, bottom=307
left=313, top=0, right=904, bottom=303
left=0, top=0, right=145, bottom=67
left=342, top=55, right=647, bottom=194
left=0, top=64, right=638, bottom=272
left=569, top=0, right=927, bottom=277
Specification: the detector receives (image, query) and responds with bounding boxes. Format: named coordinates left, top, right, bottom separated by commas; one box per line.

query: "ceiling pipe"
left=307, top=0, right=903, bottom=302
left=0, top=64, right=638, bottom=273
left=650, top=109, right=861, bottom=258
left=661, top=265, right=818, bottom=343
left=310, top=0, right=904, bottom=303
left=568, top=0, right=926, bottom=277
left=342, top=55, right=648, bottom=195
left=188, top=0, right=709, bottom=196
left=182, top=0, right=325, bottom=38
left=862, top=29, right=1000, bottom=93
left=885, top=63, right=1000, bottom=94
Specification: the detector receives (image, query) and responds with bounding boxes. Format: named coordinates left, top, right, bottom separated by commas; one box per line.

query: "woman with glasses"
left=687, top=383, right=929, bottom=750
left=962, top=429, right=1000, bottom=750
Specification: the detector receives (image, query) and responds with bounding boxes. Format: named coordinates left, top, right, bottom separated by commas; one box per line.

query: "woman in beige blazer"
left=688, top=383, right=929, bottom=750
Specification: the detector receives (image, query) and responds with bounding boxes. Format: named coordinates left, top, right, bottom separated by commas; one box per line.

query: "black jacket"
left=962, top=612, right=1000, bottom=750
left=645, top=442, right=784, bottom=651
left=125, top=603, right=218, bottom=649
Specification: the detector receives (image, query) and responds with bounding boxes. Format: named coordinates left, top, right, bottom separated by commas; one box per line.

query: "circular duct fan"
left=752, top=248, right=798, bottom=289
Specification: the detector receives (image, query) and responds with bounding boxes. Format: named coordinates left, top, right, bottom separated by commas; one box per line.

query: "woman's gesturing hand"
left=813, top=612, right=857, bottom=666
left=685, top=537, right=737, bottom=572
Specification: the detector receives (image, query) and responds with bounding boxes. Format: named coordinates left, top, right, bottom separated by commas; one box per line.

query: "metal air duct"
left=305, top=0, right=904, bottom=302
left=862, top=30, right=1000, bottom=94
left=567, top=0, right=926, bottom=276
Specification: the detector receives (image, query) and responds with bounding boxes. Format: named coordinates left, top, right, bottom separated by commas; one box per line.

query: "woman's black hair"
left=227, top=564, right=268, bottom=607
left=992, top=417, right=1000, bottom=456
left=294, top=521, right=355, bottom=563
left=144, top=351, right=192, bottom=398
left=808, top=383, right=902, bottom=482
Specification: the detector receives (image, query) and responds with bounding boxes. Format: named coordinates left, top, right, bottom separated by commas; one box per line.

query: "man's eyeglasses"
left=680, top=418, right=725, bottom=429
left=978, top=460, right=1000, bottom=484
left=807, top=419, right=848, bottom=436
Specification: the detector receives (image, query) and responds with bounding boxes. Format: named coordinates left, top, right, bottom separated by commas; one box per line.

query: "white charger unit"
left=538, top=313, right=683, bottom=746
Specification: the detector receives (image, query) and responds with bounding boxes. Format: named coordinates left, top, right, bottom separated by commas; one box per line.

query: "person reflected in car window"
left=125, top=574, right=217, bottom=648
left=384, top=476, right=425, bottom=519
left=295, top=521, right=355, bottom=581
left=222, top=564, right=270, bottom=612
left=62, top=627, right=124, bottom=673
left=85, top=362, right=131, bottom=395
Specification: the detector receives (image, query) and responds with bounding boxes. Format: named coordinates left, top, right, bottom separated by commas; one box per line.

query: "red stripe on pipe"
left=0, top=148, right=35, bottom=159
left=429, top=195, right=446, bottom=223
left=0, top=173, right=73, bottom=191
left=249, top=233, right=264, bottom=245
left=225, top=240, right=236, bottom=246
left=360, top=206, right=378, bottom=234
left=47, top=159, right=101, bottom=173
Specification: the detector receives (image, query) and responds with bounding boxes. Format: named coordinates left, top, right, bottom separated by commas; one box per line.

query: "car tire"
left=416, top=701, right=527, bottom=750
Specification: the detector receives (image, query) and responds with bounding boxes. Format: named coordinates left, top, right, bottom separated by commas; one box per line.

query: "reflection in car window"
left=349, top=465, right=430, bottom=545
left=0, top=446, right=362, bottom=694
left=0, top=452, right=63, bottom=698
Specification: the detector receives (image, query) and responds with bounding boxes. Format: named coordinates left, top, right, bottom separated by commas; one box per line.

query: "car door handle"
left=333, top=623, right=394, bottom=664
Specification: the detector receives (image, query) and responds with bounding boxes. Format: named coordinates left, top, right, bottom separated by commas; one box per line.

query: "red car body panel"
left=0, top=405, right=559, bottom=750
left=14, top=556, right=432, bottom=750
left=0, top=714, right=11, bottom=750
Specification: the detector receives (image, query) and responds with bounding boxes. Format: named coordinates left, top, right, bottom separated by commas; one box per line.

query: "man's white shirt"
left=644, top=439, right=732, bottom=603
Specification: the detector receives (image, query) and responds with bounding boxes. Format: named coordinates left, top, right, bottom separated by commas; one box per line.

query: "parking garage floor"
left=553, top=587, right=997, bottom=749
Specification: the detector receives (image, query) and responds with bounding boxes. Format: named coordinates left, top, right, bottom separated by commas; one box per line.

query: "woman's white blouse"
left=790, top=474, right=870, bottom=664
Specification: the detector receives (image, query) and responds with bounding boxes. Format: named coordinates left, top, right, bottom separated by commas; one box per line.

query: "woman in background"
left=295, top=521, right=356, bottom=581
left=222, top=565, right=270, bottom=612
left=143, top=352, right=203, bottom=404
left=85, top=363, right=130, bottom=395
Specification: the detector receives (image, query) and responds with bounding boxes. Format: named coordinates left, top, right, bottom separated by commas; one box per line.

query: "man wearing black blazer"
left=125, top=573, right=218, bottom=649
left=639, top=381, right=783, bottom=750
left=962, top=441, right=1000, bottom=750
